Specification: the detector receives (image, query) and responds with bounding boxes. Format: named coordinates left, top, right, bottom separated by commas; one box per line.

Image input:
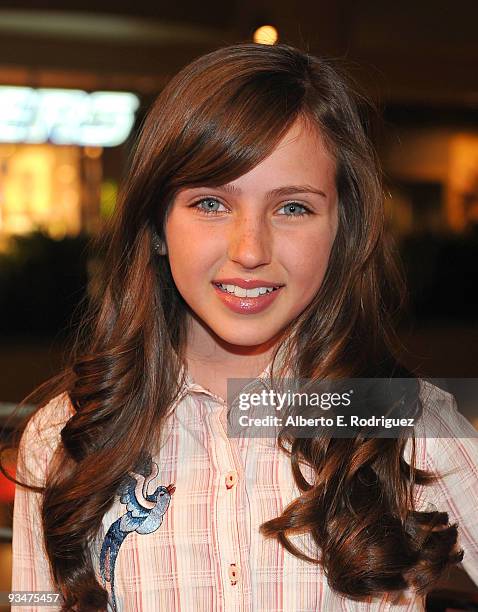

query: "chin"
left=213, top=325, right=280, bottom=348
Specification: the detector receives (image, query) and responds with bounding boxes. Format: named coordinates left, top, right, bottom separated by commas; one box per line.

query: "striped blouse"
left=12, top=367, right=478, bottom=611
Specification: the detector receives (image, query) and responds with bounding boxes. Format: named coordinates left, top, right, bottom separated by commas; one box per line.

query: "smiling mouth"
left=211, top=282, right=283, bottom=314
left=212, top=282, right=281, bottom=297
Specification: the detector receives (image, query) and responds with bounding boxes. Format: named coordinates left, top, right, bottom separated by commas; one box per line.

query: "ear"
left=151, top=227, right=168, bottom=256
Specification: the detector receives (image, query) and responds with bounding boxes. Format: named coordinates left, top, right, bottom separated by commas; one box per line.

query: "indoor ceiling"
left=0, top=0, right=477, bottom=106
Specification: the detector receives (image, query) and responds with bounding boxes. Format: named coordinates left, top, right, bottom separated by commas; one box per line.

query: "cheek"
left=166, top=214, right=197, bottom=263
left=286, top=231, right=335, bottom=289
left=166, top=212, right=221, bottom=258
left=166, top=215, right=194, bottom=256
left=165, top=218, right=221, bottom=291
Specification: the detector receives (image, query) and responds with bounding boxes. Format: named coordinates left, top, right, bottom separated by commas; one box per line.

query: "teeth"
left=217, top=283, right=278, bottom=297
left=245, top=288, right=260, bottom=298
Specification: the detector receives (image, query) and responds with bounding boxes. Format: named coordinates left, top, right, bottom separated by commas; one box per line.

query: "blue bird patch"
left=99, top=456, right=175, bottom=611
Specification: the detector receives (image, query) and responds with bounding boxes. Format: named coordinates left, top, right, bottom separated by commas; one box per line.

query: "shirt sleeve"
left=419, top=383, right=478, bottom=587
left=11, top=392, right=75, bottom=606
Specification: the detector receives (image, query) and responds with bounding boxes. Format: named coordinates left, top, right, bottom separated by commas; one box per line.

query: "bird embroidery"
left=99, top=456, right=175, bottom=611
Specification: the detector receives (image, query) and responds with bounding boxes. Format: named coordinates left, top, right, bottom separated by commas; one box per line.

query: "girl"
left=6, top=42, right=478, bottom=611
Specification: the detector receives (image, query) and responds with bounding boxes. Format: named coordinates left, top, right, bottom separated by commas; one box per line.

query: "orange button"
left=225, top=470, right=238, bottom=489
left=228, top=563, right=240, bottom=585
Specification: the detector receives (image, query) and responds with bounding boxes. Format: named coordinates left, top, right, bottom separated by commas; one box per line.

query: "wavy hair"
left=1, top=42, right=463, bottom=610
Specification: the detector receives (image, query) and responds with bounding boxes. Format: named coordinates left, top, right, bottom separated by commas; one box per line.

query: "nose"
left=227, top=215, right=272, bottom=268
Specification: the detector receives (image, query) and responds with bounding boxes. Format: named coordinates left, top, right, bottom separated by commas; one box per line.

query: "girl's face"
left=164, top=117, right=338, bottom=351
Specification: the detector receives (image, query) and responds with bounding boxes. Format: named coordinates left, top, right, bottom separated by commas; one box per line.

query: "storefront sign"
left=0, top=87, right=140, bottom=146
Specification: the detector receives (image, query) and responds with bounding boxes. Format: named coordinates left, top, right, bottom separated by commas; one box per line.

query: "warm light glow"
left=84, top=146, right=103, bottom=159
left=253, top=25, right=278, bottom=45
left=100, top=180, right=118, bottom=219
left=448, top=134, right=478, bottom=232
left=56, top=164, right=76, bottom=183
left=0, top=143, right=82, bottom=240
left=383, top=128, right=478, bottom=235
left=3, top=147, right=53, bottom=224
left=62, top=189, right=80, bottom=208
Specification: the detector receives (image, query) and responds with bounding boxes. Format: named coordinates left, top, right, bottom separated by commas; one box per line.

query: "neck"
left=185, top=311, right=281, bottom=376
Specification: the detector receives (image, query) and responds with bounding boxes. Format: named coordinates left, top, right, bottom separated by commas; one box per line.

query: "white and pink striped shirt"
left=12, top=370, right=478, bottom=611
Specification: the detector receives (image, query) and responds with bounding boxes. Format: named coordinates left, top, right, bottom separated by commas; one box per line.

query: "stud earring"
left=151, top=228, right=167, bottom=256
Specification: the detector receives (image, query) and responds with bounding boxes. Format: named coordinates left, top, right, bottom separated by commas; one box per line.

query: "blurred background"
left=0, top=0, right=477, bottom=610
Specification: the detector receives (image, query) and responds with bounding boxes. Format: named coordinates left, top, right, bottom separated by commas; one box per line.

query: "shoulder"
left=414, top=381, right=478, bottom=584
left=418, top=378, right=456, bottom=412
left=21, top=391, right=76, bottom=448
left=414, top=379, right=478, bottom=475
left=17, top=391, right=76, bottom=486
left=416, top=379, right=476, bottom=437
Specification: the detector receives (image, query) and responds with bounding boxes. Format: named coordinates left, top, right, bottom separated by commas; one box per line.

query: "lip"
left=212, top=277, right=284, bottom=289
left=212, top=283, right=284, bottom=314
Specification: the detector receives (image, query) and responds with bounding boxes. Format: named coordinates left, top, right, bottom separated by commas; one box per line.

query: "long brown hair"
left=1, top=42, right=463, bottom=610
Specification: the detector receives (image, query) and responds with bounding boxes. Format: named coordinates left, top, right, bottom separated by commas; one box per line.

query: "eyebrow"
left=194, top=183, right=327, bottom=200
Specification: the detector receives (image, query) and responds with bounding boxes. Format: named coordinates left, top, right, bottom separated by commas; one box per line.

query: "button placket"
left=209, top=404, right=250, bottom=606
